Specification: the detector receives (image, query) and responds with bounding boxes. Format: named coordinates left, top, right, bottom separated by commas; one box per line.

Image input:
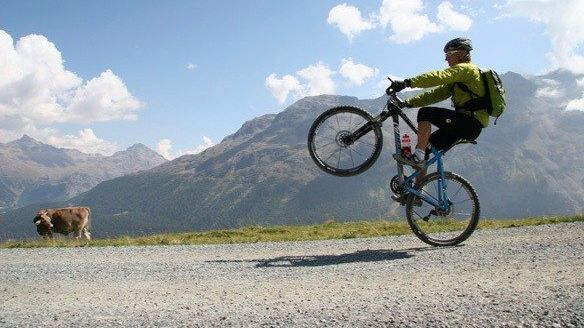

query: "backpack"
left=456, top=69, right=506, bottom=125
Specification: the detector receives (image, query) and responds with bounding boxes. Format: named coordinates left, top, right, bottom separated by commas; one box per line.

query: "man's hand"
left=386, top=79, right=410, bottom=94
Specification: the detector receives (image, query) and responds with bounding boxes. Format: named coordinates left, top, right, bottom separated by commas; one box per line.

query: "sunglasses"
left=445, top=50, right=460, bottom=58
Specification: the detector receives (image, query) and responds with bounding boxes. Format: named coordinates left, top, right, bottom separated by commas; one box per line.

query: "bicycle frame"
left=361, top=94, right=452, bottom=210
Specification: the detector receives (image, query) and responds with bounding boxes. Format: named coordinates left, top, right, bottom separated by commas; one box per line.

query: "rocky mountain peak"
left=10, top=134, right=45, bottom=148
left=126, top=143, right=152, bottom=153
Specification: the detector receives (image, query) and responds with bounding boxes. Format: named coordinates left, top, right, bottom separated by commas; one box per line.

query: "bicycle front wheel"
left=308, top=106, right=383, bottom=177
left=406, top=172, right=480, bottom=246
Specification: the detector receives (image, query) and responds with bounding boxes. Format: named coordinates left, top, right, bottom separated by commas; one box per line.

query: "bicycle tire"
left=406, top=171, right=480, bottom=246
left=308, top=106, right=383, bottom=177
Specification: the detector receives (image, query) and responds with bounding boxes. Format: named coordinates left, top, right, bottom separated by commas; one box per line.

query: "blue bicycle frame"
left=379, top=94, right=452, bottom=210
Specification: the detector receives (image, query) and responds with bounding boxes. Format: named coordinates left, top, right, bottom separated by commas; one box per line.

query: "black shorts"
left=417, top=107, right=483, bottom=150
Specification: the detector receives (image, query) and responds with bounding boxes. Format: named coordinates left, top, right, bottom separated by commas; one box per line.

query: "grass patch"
left=1, top=215, right=582, bottom=249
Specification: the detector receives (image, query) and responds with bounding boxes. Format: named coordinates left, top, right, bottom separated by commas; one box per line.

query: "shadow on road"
left=208, top=247, right=442, bottom=268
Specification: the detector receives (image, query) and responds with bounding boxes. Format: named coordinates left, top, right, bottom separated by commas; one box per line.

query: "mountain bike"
left=307, top=80, right=480, bottom=246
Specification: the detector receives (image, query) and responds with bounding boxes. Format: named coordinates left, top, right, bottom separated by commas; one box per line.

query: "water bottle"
left=401, top=134, right=411, bottom=157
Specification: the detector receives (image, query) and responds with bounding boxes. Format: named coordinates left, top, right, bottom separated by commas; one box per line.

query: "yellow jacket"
left=404, top=62, right=489, bottom=127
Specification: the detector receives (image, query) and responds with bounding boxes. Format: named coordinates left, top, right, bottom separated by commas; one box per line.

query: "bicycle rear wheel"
left=406, top=172, right=480, bottom=246
left=308, top=106, right=383, bottom=177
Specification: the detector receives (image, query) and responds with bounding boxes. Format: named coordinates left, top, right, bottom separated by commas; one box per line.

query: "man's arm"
left=405, top=85, right=452, bottom=108
left=408, top=65, right=470, bottom=88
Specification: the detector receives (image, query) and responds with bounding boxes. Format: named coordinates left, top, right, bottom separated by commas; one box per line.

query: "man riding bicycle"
left=387, top=37, right=487, bottom=171
left=307, top=37, right=485, bottom=245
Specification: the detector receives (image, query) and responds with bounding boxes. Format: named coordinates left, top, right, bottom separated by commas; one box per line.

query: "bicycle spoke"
left=323, top=149, right=339, bottom=163
left=349, top=147, right=355, bottom=168
left=315, top=139, right=336, bottom=149
left=451, top=183, right=464, bottom=200
left=349, top=118, right=366, bottom=132
left=453, top=198, right=473, bottom=205
left=354, top=138, right=376, bottom=147
left=324, top=123, right=339, bottom=134
left=412, top=208, right=434, bottom=222
left=348, top=143, right=368, bottom=156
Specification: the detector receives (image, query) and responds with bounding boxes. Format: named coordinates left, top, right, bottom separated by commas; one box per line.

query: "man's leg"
left=415, top=107, right=453, bottom=183
left=414, top=120, right=431, bottom=182
left=416, top=120, right=431, bottom=152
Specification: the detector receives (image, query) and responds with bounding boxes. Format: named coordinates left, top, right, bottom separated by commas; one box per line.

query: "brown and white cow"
left=33, top=207, right=91, bottom=240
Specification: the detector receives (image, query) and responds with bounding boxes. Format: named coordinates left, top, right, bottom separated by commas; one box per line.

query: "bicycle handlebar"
left=386, top=76, right=406, bottom=109
left=388, top=94, right=404, bottom=109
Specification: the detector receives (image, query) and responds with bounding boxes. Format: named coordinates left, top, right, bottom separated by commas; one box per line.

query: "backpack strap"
left=454, top=79, right=488, bottom=112
left=455, top=82, right=480, bottom=98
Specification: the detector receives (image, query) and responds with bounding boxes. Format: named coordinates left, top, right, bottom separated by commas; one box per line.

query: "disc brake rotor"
left=335, top=130, right=353, bottom=148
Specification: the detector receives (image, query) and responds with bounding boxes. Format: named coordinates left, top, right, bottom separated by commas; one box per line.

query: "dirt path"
left=1, top=222, right=583, bottom=327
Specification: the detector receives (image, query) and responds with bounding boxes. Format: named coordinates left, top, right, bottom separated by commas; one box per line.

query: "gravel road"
left=1, top=222, right=583, bottom=327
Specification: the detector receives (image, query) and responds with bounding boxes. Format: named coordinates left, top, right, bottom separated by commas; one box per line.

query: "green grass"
left=1, top=215, right=582, bottom=249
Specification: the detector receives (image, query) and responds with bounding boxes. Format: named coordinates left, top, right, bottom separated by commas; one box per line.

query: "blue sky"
left=0, top=0, right=582, bottom=158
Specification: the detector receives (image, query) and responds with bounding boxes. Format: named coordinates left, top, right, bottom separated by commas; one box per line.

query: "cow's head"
left=33, top=211, right=53, bottom=237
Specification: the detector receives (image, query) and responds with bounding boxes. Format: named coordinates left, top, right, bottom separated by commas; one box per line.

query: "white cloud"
left=8, top=126, right=117, bottom=155
left=437, top=1, right=473, bottom=31
left=379, top=0, right=440, bottom=43
left=503, top=0, right=584, bottom=73
left=536, top=87, right=563, bottom=99
left=339, top=58, right=379, bottom=85
left=566, top=98, right=584, bottom=111
left=0, top=30, right=143, bottom=153
left=327, top=1, right=472, bottom=43
left=566, top=77, right=584, bottom=111
left=190, top=136, right=215, bottom=154
left=267, top=60, right=384, bottom=102
left=45, top=128, right=118, bottom=155
left=156, top=136, right=215, bottom=160
left=156, top=139, right=173, bottom=160
left=327, top=3, right=376, bottom=41
left=187, top=63, right=197, bottom=71
left=266, top=62, right=335, bottom=103
left=535, top=78, right=563, bottom=98
left=66, top=70, right=143, bottom=123
left=265, top=74, right=302, bottom=103
left=297, top=62, right=336, bottom=96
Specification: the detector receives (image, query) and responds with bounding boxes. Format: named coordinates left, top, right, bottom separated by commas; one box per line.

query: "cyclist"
left=387, top=37, right=487, bottom=171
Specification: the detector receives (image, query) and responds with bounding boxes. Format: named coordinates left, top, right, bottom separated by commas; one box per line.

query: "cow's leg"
left=74, top=230, right=81, bottom=241
left=82, top=228, right=91, bottom=241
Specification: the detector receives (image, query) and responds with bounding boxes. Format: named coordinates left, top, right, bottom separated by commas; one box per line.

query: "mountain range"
left=1, top=70, right=582, bottom=240
left=0, top=136, right=166, bottom=211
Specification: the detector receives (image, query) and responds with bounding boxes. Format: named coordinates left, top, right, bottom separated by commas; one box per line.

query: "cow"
left=33, top=207, right=91, bottom=241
